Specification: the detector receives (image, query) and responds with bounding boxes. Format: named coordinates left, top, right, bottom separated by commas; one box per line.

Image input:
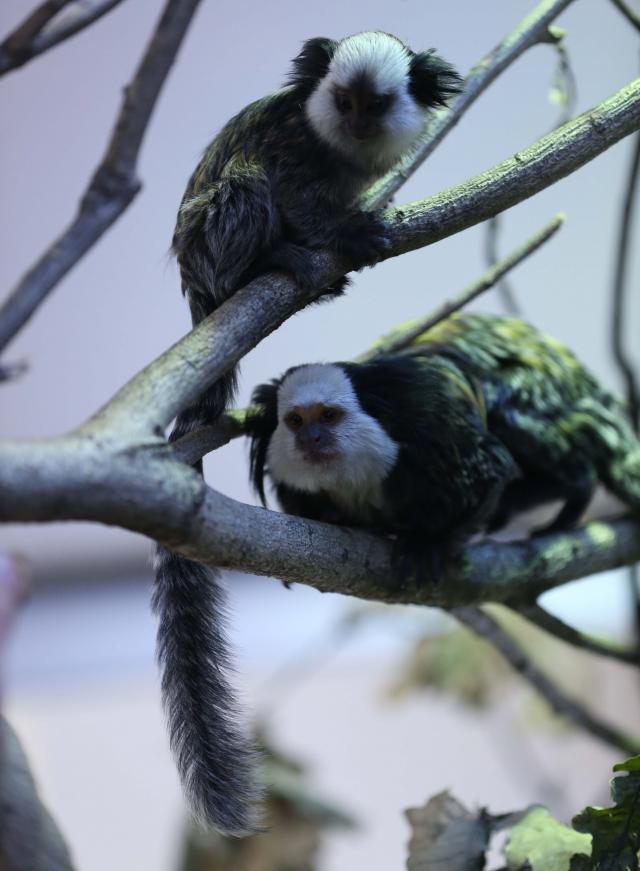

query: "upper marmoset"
left=172, top=31, right=462, bottom=432
left=246, top=313, right=640, bottom=572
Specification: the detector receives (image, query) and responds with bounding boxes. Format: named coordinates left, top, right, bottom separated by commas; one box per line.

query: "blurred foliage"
left=388, top=604, right=598, bottom=725
left=405, top=790, right=527, bottom=871
left=405, top=757, right=640, bottom=870
left=177, top=732, right=356, bottom=871
left=505, top=807, right=591, bottom=870
left=0, top=716, right=75, bottom=871
left=571, top=755, right=640, bottom=870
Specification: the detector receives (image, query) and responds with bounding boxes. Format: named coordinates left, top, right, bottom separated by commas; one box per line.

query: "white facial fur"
left=267, top=364, right=399, bottom=514
left=305, top=32, right=427, bottom=172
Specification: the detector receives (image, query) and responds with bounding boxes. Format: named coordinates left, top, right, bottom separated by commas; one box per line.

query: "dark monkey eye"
left=286, top=412, right=303, bottom=428
left=321, top=408, right=337, bottom=422
left=334, top=90, right=352, bottom=114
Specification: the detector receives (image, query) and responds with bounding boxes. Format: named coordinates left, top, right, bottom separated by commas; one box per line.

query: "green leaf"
left=571, top=756, right=640, bottom=870
left=505, top=807, right=591, bottom=871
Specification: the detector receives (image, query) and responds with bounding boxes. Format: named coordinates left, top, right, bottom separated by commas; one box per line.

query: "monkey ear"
left=286, top=37, right=339, bottom=95
left=408, top=51, right=463, bottom=108
left=246, top=380, right=281, bottom=508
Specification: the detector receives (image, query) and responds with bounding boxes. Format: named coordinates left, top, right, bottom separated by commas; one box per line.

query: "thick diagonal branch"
left=0, top=0, right=202, bottom=354
left=88, top=77, right=640, bottom=437
left=0, top=429, right=638, bottom=604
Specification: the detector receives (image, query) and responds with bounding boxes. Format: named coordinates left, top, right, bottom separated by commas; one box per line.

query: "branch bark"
left=0, top=1, right=126, bottom=76
left=0, top=427, right=638, bottom=605
left=0, top=0, right=203, bottom=354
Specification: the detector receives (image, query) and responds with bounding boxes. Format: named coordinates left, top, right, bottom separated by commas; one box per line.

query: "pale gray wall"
left=0, top=0, right=638, bottom=574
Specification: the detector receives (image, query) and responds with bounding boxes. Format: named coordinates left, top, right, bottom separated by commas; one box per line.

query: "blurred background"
left=1, top=0, right=639, bottom=868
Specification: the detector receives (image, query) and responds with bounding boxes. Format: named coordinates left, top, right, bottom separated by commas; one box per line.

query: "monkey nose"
left=347, top=118, right=374, bottom=141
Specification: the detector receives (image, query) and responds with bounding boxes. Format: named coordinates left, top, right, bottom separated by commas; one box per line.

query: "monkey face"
left=332, top=77, right=393, bottom=141
left=283, top=403, right=345, bottom=463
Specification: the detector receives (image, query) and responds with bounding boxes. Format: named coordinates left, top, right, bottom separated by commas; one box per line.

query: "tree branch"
left=0, top=426, right=638, bottom=604
left=611, top=130, right=640, bottom=431
left=170, top=213, right=566, bottom=460
left=86, top=76, right=640, bottom=439
left=171, top=414, right=246, bottom=465
left=520, top=603, right=640, bottom=666
left=361, top=0, right=578, bottom=211
left=452, top=606, right=640, bottom=757
left=609, top=0, right=640, bottom=33
left=358, top=214, right=564, bottom=362
left=0, top=1, right=126, bottom=76
left=0, top=0, right=203, bottom=354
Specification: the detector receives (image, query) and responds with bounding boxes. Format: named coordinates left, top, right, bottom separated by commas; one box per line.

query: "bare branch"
left=87, top=77, right=640, bottom=437
left=0, top=359, right=28, bottom=384
left=611, top=131, right=640, bottom=430
left=520, top=603, right=640, bottom=666
left=452, top=605, right=640, bottom=756
left=609, top=0, right=640, bottom=33
left=361, top=0, right=578, bottom=211
left=0, top=1, right=74, bottom=72
left=358, top=214, right=565, bottom=362
left=484, top=216, right=522, bottom=317
left=0, top=1, right=126, bottom=76
left=171, top=415, right=245, bottom=465
left=0, top=0, right=203, bottom=354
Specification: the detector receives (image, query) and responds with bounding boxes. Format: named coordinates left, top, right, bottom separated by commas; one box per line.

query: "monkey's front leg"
left=335, top=210, right=391, bottom=270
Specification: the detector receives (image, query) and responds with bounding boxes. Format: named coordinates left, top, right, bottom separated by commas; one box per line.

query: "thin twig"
left=361, top=0, right=578, bottom=211
left=521, top=603, right=640, bottom=666
left=0, top=0, right=125, bottom=76
left=0, top=0, right=203, bottom=355
left=0, top=552, right=29, bottom=649
left=358, top=214, right=564, bottom=362
left=610, top=0, right=640, bottom=32
left=452, top=605, right=640, bottom=756
left=0, top=359, right=28, bottom=384
left=485, top=216, right=522, bottom=316
left=611, top=131, right=640, bottom=431
left=483, top=30, right=576, bottom=318
left=610, top=122, right=640, bottom=681
left=171, top=415, right=245, bottom=465
left=0, top=0, right=74, bottom=71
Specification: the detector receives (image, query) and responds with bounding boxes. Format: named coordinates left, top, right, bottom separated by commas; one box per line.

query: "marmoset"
left=246, top=313, right=640, bottom=564
left=154, top=33, right=462, bottom=835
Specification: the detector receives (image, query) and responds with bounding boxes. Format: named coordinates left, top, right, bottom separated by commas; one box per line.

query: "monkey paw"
left=264, top=243, right=317, bottom=288
left=337, top=211, right=391, bottom=269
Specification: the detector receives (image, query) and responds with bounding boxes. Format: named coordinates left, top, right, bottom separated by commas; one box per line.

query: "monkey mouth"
left=300, top=449, right=339, bottom=465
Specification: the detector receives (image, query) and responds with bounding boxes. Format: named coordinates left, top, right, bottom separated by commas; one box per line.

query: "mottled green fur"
left=401, top=313, right=640, bottom=526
